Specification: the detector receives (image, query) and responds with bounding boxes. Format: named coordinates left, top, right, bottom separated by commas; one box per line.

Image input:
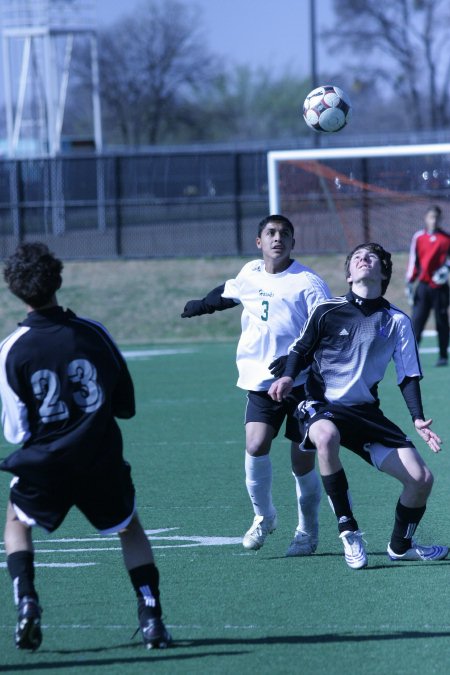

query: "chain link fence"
left=3, top=137, right=448, bottom=260
left=0, top=148, right=270, bottom=259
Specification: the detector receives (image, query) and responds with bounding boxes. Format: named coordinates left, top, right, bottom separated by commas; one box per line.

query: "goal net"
left=267, top=144, right=450, bottom=254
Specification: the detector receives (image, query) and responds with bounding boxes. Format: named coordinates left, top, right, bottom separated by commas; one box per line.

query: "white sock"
left=245, top=453, right=275, bottom=517
left=293, top=469, right=321, bottom=535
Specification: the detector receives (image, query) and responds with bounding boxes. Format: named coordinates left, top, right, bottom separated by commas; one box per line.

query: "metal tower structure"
left=1, top=0, right=102, bottom=157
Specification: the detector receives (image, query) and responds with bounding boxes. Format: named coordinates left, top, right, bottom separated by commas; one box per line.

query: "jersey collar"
left=347, top=291, right=389, bottom=315
left=20, top=306, right=76, bottom=327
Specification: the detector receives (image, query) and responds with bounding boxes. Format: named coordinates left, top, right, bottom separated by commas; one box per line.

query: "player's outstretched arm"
left=414, top=419, right=442, bottom=453
left=181, top=284, right=238, bottom=318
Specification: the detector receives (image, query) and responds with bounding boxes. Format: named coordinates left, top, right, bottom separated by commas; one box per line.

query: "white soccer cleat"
left=242, top=513, right=277, bottom=550
left=285, top=529, right=318, bottom=557
left=339, top=530, right=368, bottom=569
left=387, top=542, right=449, bottom=562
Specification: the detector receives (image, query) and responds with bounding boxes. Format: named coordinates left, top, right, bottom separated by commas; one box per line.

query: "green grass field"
left=0, top=339, right=449, bottom=674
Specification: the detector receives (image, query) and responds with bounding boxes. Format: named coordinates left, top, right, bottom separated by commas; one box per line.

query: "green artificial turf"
left=0, top=342, right=449, bottom=674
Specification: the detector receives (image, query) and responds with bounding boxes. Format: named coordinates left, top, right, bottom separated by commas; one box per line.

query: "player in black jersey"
left=269, top=243, right=448, bottom=569
left=0, top=243, right=171, bottom=650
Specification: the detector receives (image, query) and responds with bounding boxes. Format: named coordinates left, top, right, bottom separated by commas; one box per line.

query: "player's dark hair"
left=345, top=242, right=392, bottom=295
left=425, top=205, right=442, bottom=218
left=4, top=242, right=63, bottom=308
left=257, top=214, right=294, bottom=237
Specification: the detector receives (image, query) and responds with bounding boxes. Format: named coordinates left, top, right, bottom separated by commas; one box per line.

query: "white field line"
left=120, top=344, right=443, bottom=360
left=0, top=533, right=242, bottom=560
left=31, top=527, right=180, bottom=543
left=122, top=348, right=197, bottom=359
left=2, top=621, right=447, bottom=633
left=0, top=562, right=97, bottom=568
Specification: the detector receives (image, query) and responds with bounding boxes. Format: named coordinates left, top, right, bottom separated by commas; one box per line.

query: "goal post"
left=267, top=143, right=450, bottom=253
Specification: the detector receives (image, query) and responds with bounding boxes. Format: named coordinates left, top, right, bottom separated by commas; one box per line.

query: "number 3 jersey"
left=0, top=306, right=135, bottom=486
left=222, top=259, right=330, bottom=391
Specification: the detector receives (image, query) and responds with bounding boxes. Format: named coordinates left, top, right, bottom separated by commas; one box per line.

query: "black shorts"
left=297, top=400, right=415, bottom=465
left=245, top=385, right=306, bottom=443
left=9, top=456, right=136, bottom=534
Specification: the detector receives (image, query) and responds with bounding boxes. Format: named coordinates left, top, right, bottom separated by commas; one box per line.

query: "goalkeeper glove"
left=181, top=299, right=214, bottom=318
left=431, top=265, right=449, bottom=285
left=405, top=283, right=414, bottom=307
left=269, top=355, right=288, bottom=378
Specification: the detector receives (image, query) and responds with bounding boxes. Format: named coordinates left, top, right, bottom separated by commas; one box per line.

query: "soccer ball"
left=303, top=85, right=351, bottom=132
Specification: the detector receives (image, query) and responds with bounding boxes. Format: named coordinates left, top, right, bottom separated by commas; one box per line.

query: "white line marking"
left=123, top=348, right=197, bottom=359
left=0, top=534, right=242, bottom=557
left=31, top=527, right=179, bottom=544
left=2, top=548, right=124, bottom=553
left=0, top=562, right=97, bottom=568
left=145, top=535, right=242, bottom=545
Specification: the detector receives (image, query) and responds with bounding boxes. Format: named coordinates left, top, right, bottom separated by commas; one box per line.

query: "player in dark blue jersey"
left=269, top=243, right=448, bottom=569
left=0, top=243, right=171, bottom=651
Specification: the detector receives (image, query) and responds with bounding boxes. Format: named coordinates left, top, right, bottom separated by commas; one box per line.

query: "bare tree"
left=68, top=0, right=314, bottom=146
left=325, top=0, right=450, bottom=131
left=76, top=0, right=222, bottom=145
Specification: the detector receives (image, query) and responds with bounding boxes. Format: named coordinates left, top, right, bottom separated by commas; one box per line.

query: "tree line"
left=66, top=0, right=450, bottom=147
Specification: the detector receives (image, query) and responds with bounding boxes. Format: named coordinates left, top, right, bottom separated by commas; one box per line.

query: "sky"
left=95, top=0, right=337, bottom=78
left=0, top=0, right=338, bottom=137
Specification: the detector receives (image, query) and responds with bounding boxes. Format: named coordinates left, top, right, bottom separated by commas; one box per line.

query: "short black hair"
left=425, top=204, right=442, bottom=218
left=4, top=242, right=63, bottom=308
left=345, top=242, right=392, bottom=295
left=257, top=214, right=294, bottom=237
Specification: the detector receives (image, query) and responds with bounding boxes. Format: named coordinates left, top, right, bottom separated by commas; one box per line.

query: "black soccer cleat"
left=139, top=616, right=172, bottom=649
left=15, top=596, right=42, bottom=651
left=136, top=597, right=172, bottom=649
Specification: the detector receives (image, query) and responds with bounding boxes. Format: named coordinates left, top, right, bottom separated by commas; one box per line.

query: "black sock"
left=7, top=551, right=38, bottom=604
left=128, top=563, right=162, bottom=619
left=322, top=469, right=359, bottom=533
left=389, top=500, right=426, bottom=554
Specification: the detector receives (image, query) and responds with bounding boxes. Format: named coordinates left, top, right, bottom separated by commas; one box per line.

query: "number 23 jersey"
left=0, top=306, right=135, bottom=481
left=222, top=259, right=330, bottom=391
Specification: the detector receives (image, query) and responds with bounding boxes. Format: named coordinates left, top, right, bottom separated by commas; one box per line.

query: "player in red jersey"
left=406, top=205, right=450, bottom=366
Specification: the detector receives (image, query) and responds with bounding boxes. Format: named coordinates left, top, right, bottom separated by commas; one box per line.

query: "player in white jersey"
left=269, top=243, right=448, bottom=569
left=181, top=215, right=331, bottom=555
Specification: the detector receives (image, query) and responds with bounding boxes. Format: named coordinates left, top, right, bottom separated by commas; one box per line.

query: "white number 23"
left=31, top=359, right=104, bottom=423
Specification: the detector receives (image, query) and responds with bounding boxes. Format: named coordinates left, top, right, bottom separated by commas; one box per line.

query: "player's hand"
left=181, top=300, right=205, bottom=318
left=269, top=355, right=288, bottom=378
left=405, top=283, right=414, bottom=307
left=268, top=376, right=294, bottom=402
left=414, top=418, right=442, bottom=453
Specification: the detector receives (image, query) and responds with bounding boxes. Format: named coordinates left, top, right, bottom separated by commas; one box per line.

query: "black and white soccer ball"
left=303, top=85, right=351, bottom=133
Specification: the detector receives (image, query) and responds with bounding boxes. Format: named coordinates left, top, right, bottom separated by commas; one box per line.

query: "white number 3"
left=31, top=359, right=104, bottom=423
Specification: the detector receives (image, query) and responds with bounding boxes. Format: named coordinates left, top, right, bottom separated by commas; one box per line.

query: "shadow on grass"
left=2, top=629, right=450, bottom=671
left=265, top=551, right=450, bottom=570
left=0, top=648, right=248, bottom=671
left=183, top=629, right=450, bottom=646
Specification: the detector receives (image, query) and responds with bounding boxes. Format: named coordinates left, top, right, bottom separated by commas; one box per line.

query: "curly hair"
left=4, top=242, right=63, bottom=308
left=344, top=242, right=392, bottom=295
